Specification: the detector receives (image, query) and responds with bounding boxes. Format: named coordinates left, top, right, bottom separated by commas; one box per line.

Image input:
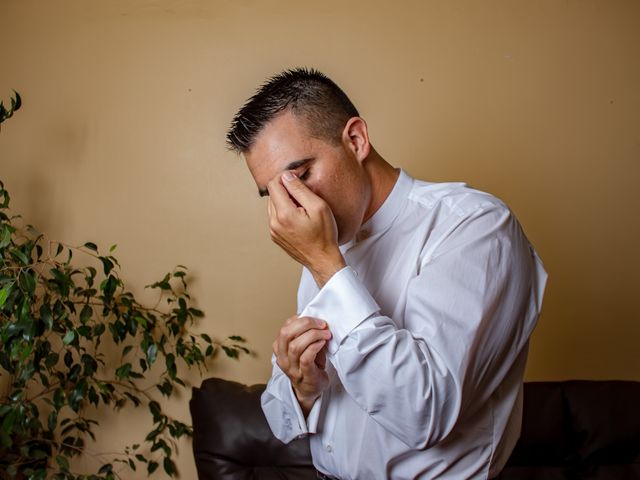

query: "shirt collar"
left=341, top=169, right=412, bottom=251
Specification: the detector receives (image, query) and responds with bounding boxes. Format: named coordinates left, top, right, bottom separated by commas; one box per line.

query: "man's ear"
left=341, top=117, right=370, bottom=163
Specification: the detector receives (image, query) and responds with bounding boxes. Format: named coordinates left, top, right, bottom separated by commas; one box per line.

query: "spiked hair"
left=226, top=67, right=359, bottom=153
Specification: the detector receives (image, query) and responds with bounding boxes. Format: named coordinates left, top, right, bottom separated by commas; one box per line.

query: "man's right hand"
left=273, top=315, right=332, bottom=415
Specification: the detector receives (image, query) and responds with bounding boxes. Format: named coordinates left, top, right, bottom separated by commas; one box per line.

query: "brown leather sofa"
left=190, top=378, right=640, bottom=479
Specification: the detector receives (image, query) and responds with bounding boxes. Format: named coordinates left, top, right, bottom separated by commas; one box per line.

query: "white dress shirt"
left=261, top=170, right=547, bottom=479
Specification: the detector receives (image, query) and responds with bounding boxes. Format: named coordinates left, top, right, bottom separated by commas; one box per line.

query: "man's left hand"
left=267, top=172, right=346, bottom=287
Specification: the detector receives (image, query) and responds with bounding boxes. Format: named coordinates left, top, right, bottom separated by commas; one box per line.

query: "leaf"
left=62, top=329, right=75, bottom=345
left=9, top=247, right=29, bottom=265
left=0, top=224, right=11, bottom=248
left=146, top=343, right=157, bottom=364
left=99, top=257, right=114, bottom=276
left=40, top=303, right=53, bottom=330
left=147, top=461, right=159, bottom=474
left=163, top=457, right=176, bottom=476
left=123, top=392, right=140, bottom=407
left=83, top=242, right=98, bottom=252
left=115, top=363, right=132, bottom=380
left=1, top=409, right=16, bottom=433
left=48, top=410, right=58, bottom=431
left=45, top=352, right=59, bottom=369
left=135, top=315, right=148, bottom=328
left=12, top=90, right=21, bottom=111
left=55, top=455, right=70, bottom=471
left=222, top=346, right=239, bottom=359
left=80, top=304, right=93, bottom=324
left=165, top=353, right=176, bottom=379
left=18, top=270, right=36, bottom=295
left=0, top=282, right=13, bottom=307
left=109, top=244, right=117, bottom=252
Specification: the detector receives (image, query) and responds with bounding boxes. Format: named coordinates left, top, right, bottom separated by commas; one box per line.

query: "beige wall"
left=1, top=0, right=639, bottom=477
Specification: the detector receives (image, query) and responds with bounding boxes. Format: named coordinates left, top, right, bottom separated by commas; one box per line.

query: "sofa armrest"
left=190, top=377, right=316, bottom=480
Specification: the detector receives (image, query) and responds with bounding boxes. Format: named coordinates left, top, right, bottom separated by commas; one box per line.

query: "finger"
left=281, top=171, right=323, bottom=210
left=299, top=339, right=327, bottom=373
left=315, top=346, right=327, bottom=369
left=275, top=328, right=328, bottom=375
left=267, top=176, right=300, bottom=214
left=286, top=324, right=331, bottom=364
left=275, top=317, right=327, bottom=360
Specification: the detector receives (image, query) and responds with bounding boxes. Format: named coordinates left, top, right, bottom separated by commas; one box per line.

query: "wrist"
left=310, top=251, right=346, bottom=288
left=294, top=389, right=320, bottom=417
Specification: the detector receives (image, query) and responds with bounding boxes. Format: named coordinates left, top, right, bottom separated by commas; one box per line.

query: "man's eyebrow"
left=257, top=157, right=314, bottom=197
left=284, top=157, right=313, bottom=171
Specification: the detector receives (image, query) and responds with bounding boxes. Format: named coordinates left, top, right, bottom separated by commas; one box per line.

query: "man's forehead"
left=244, top=115, right=317, bottom=194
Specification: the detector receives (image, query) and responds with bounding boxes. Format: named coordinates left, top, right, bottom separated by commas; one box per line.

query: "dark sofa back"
left=501, top=380, right=640, bottom=479
left=190, top=379, right=640, bottom=479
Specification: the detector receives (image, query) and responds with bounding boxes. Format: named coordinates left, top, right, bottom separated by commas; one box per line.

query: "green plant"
left=0, top=90, right=21, bottom=129
left=0, top=93, right=248, bottom=479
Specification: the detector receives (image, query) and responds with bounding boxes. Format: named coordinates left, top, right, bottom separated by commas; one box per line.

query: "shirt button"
left=326, top=444, right=333, bottom=453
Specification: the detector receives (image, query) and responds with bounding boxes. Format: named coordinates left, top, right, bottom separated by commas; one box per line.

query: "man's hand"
left=267, top=172, right=346, bottom=288
left=274, top=315, right=332, bottom=415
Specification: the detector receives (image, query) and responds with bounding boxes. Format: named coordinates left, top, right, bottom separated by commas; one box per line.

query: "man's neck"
left=362, top=149, right=400, bottom=224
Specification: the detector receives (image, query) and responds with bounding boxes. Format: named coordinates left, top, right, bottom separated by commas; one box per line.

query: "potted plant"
left=0, top=92, right=248, bottom=479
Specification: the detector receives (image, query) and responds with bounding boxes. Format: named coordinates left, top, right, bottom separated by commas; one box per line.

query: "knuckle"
left=276, top=210, right=291, bottom=225
left=289, top=343, right=302, bottom=357
left=278, top=326, right=289, bottom=340
left=299, top=355, right=313, bottom=368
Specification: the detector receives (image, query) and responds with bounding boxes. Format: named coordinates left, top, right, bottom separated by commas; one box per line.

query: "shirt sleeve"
left=261, top=354, right=323, bottom=443
left=300, top=204, right=547, bottom=449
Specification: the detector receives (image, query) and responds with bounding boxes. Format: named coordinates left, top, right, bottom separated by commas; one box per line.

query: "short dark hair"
left=226, top=67, right=360, bottom=153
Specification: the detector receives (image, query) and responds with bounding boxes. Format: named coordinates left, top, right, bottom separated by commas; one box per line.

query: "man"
left=226, top=68, right=547, bottom=479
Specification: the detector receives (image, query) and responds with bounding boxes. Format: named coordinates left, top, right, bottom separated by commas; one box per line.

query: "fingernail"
left=282, top=171, right=296, bottom=182
left=316, top=319, right=326, bottom=328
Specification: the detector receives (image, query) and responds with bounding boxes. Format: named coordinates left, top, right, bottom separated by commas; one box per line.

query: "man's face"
left=244, top=110, right=370, bottom=245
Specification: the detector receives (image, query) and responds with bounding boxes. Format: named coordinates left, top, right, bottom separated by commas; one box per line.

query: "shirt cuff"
left=300, top=266, right=380, bottom=355
left=287, top=381, right=322, bottom=435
